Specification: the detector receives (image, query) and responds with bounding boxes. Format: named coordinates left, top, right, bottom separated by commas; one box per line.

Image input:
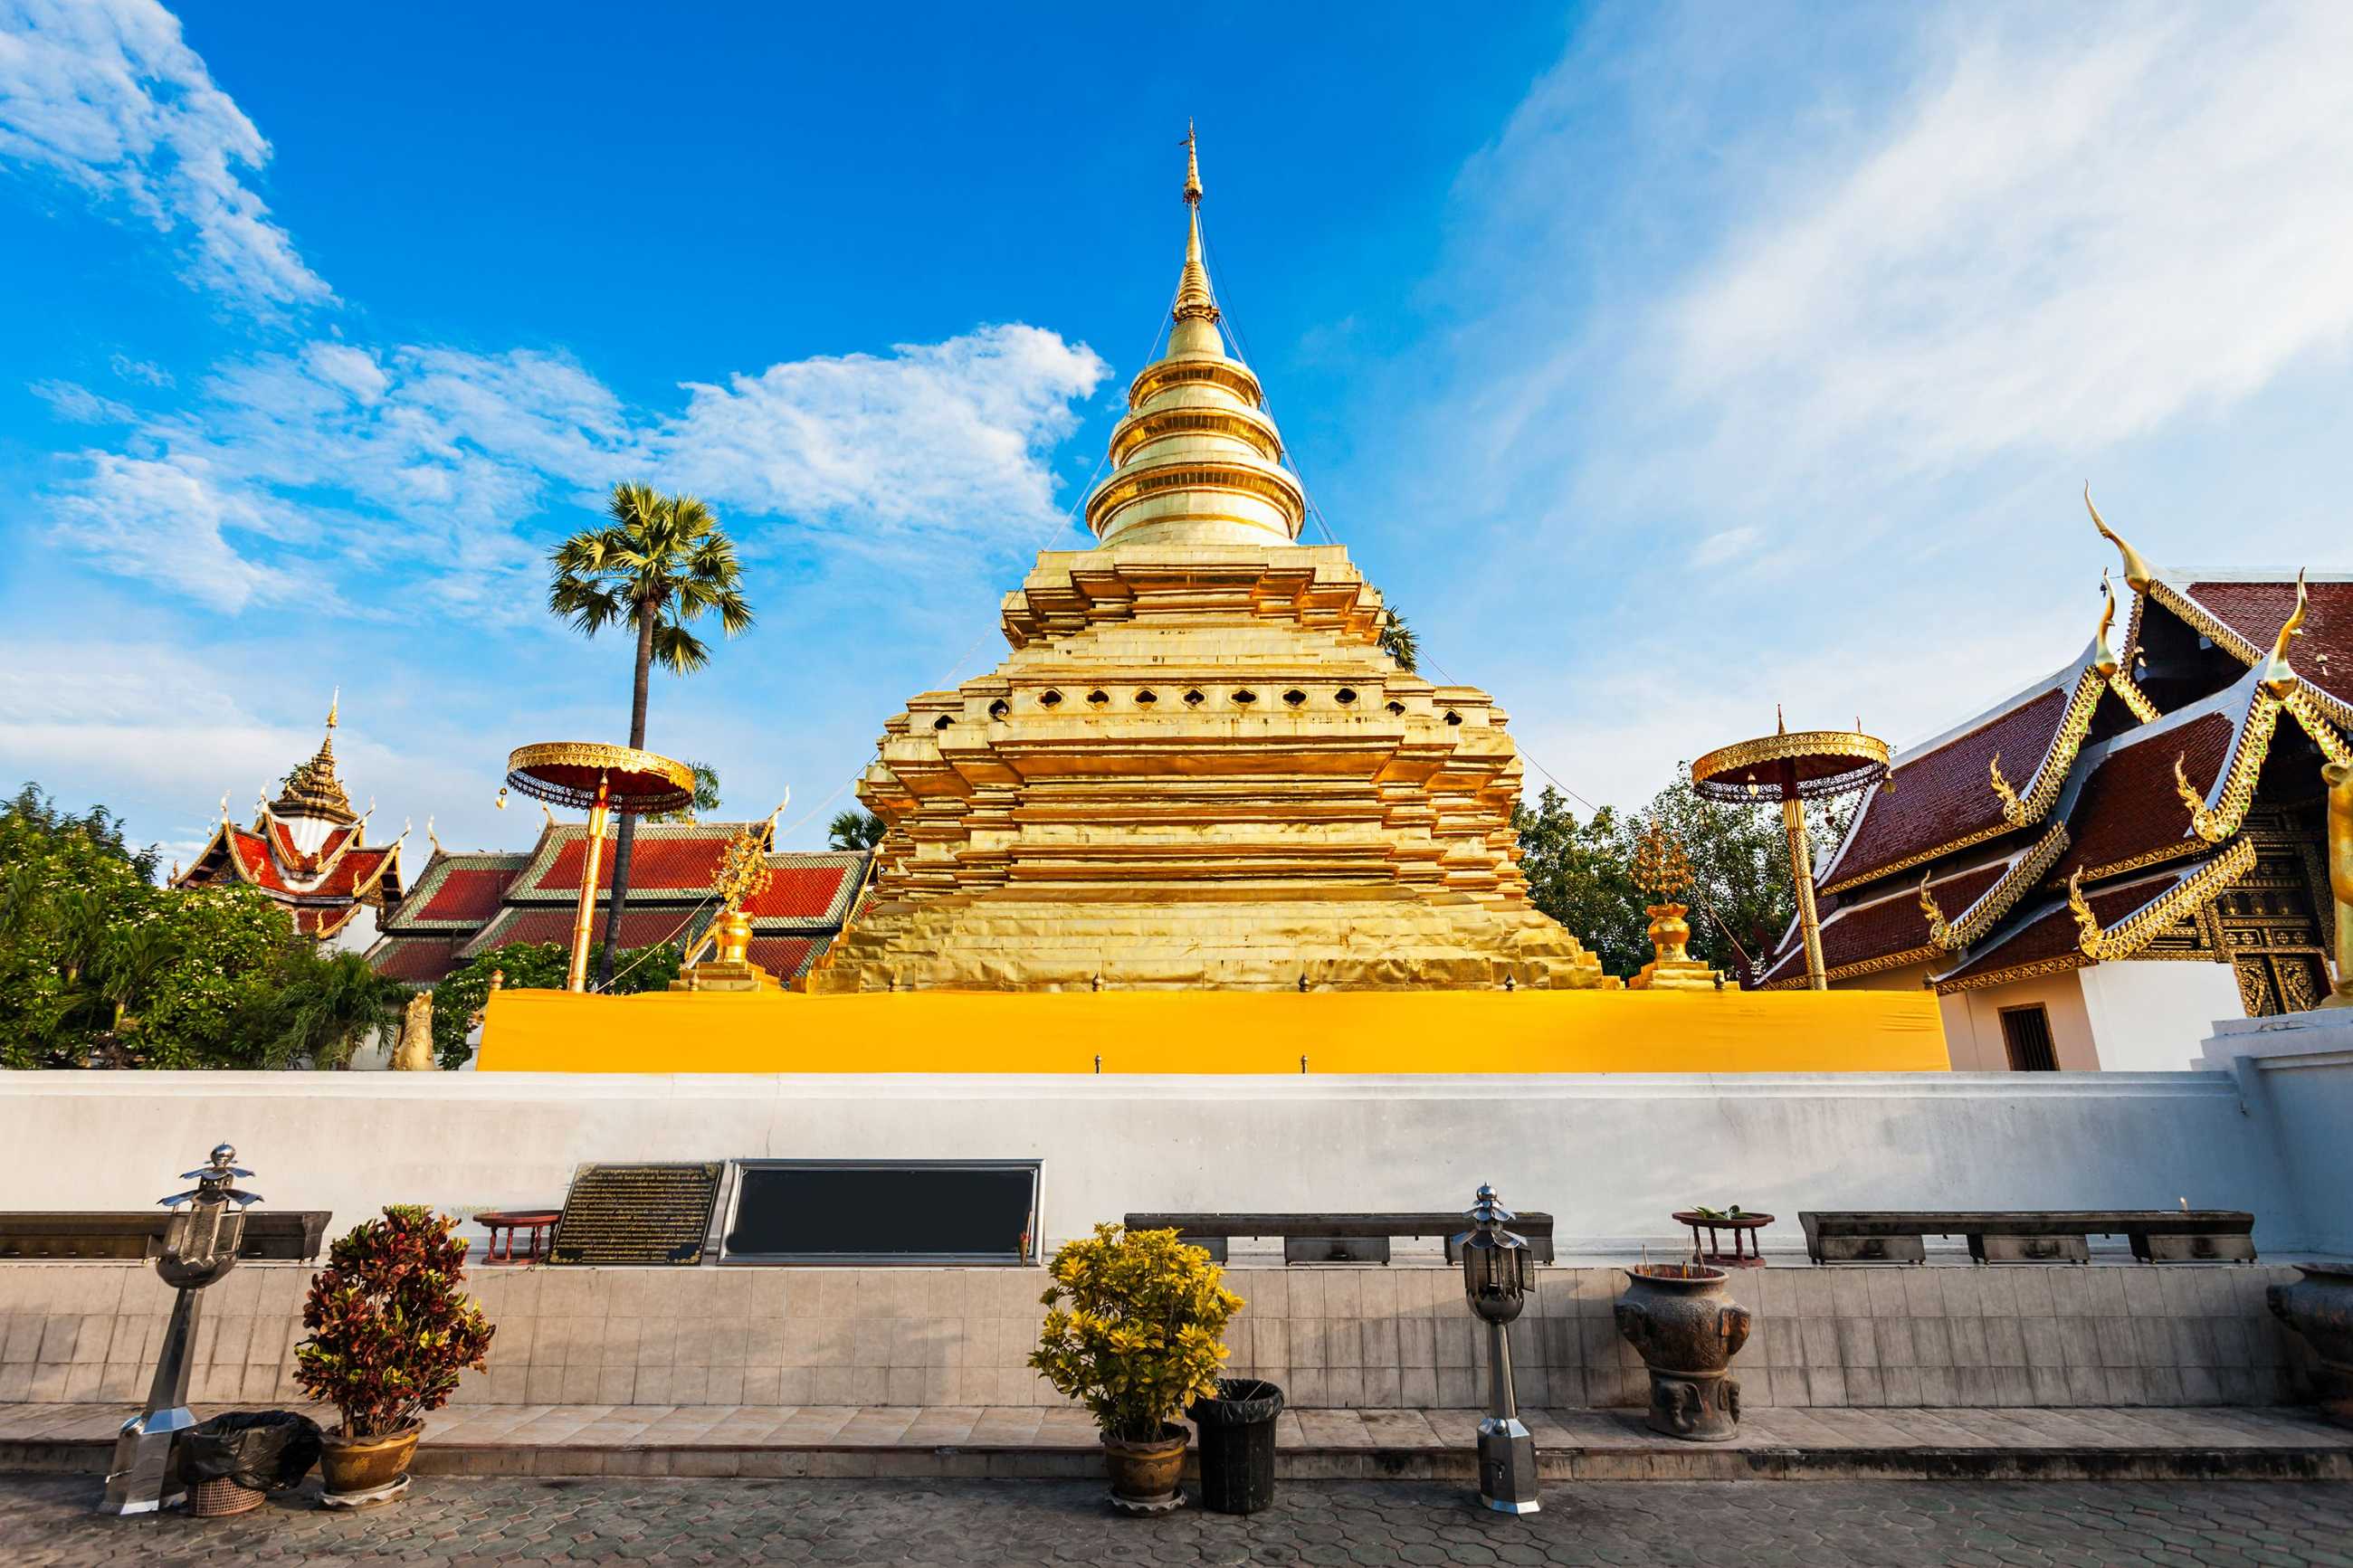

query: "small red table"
left=475, top=1209, right=563, bottom=1265
left=1671, top=1210, right=1775, bottom=1269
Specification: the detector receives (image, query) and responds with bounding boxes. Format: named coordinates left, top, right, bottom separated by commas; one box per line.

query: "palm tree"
left=268, top=949, right=411, bottom=1069
left=548, top=484, right=755, bottom=986
left=1379, top=606, right=1420, bottom=673
left=827, top=809, right=886, bottom=851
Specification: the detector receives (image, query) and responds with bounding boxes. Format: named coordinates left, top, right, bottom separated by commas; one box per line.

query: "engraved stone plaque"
left=548, top=1162, right=723, bottom=1266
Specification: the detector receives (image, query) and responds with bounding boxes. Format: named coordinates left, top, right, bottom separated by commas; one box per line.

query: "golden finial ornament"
left=2067, top=868, right=2106, bottom=958
left=327, top=687, right=338, bottom=730
left=2257, top=570, right=2308, bottom=698
left=672, top=825, right=780, bottom=993
left=1918, top=871, right=1953, bottom=949
left=1987, top=752, right=2025, bottom=825
left=1172, top=121, right=1219, bottom=327
left=1626, top=822, right=1720, bottom=992
left=2085, top=486, right=2154, bottom=594
left=425, top=815, right=442, bottom=856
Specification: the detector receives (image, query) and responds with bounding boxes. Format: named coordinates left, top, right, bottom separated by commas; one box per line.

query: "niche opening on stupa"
left=1282, top=689, right=1307, bottom=707
left=1336, top=688, right=1358, bottom=705
left=1136, top=689, right=1158, bottom=706
left=1086, top=689, right=1110, bottom=707
left=1233, top=689, right=1259, bottom=705
left=1040, top=689, right=1063, bottom=708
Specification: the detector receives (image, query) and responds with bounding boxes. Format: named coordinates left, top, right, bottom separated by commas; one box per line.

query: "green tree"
left=426, top=939, right=681, bottom=1069
left=1515, top=774, right=1856, bottom=984
left=548, top=484, right=754, bottom=989
left=827, top=809, right=885, bottom=851
left=262, top=948, right=413, bottom=1069
left=646, top=761, right=722, bottom=824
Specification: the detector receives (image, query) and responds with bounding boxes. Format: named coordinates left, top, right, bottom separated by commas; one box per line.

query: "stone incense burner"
left=1614, top=1263, right=1752, bottom=1442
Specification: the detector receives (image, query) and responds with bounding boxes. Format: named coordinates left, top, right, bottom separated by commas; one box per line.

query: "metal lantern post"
left=99, top=1145, right=260, bottom=1516
left=1457, top=1183, right=1538, bottom=1515
left=502, top=742, right=697, bottom=993
left=1691, top=715, right=1890, bottom=990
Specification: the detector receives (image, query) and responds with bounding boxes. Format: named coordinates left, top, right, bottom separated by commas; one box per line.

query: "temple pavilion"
left=367, top=817, right=870, bottom=988
left=1758, top=508, right=2348, bottom=1073
left=172, top=698, right=406, bottom=948
left=806, top=136, right=1608, bottom=993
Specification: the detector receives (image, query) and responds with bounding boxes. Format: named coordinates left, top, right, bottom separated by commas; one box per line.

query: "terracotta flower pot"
left=1100, top=1424, right=1188, bottom=1514
left=319, top=1421, right=421, bottom=1502
left=1614, top=1263, right=1752, bottom=1442
left=2270, top=1265, right=2353, bottom=1429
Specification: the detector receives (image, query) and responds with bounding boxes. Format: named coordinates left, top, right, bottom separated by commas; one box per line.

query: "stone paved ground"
left=6, top=1472, right=2353, bottom=1566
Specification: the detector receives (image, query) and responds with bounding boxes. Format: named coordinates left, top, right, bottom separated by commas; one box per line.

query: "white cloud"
left=1691, top=526, right=1758, bottom=569
left=48, top=451, right=307, bottom=612
left=110, top=352, right=173, bottom=386
left=28, top=377, right=132, bottom=423
left=663, top=326, right=1109, bottom=552
left=0, top=0, right=331, bottom=312
left=1665, top=4, right=2353, bottom=494
left=48, top=327, right=1109, bottom=617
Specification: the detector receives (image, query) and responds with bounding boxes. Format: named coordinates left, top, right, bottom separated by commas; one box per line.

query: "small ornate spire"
left=1173, top=121, right=1219, bottom=328
left=327, top=687, right=339, bottom=730
left=2085, top=486, right=2154, bottom=594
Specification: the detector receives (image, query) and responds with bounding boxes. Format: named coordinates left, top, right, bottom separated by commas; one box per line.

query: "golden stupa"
left=807, top=133, right=1609, bottom=993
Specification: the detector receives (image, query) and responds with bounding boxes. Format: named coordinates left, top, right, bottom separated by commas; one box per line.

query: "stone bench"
left=0, top=1212, right=332, bottom=1264
left=1122, top=1212, right=1556, bottom=1266
left=1797, top=1210, right=2256, bottom=1266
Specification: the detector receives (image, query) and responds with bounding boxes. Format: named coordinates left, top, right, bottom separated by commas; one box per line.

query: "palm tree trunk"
left=595, top=603, right=659, bottom=988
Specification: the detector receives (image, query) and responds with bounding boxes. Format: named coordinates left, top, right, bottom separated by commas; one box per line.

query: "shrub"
left=294, top=1206, right=495, bottom=1437
left=1029, top=1223, right=1242, bottom=1442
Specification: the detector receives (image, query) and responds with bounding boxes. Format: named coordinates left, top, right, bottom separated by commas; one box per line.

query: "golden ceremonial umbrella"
left=1691, top=718, right=1890, bottom=991
left=504, top=742, right=697, bottom=993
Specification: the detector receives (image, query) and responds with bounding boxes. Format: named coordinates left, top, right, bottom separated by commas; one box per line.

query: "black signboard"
left=720, top=1160, right=1040, bottom=1265
left=548, top=1162, right=723, bottom=1266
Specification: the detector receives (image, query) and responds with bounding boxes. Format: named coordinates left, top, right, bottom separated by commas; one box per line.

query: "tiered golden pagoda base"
left=668, top=959, right=776, bottom=993
left=475, top=987, right=1949, bottom=1074
left=1626, top=904, right=1724, bottom=993
left=806, top=887, right=1607, bottom=993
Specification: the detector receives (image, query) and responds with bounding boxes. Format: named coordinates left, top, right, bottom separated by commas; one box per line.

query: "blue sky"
left=4, top=1, right=2350, bottom=870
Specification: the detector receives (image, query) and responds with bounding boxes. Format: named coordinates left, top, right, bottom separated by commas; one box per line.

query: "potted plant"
left=294, top=1206, right=495, bottom=1506
left=1030, top=1222, right=1243, bottom=1514
left=1614, top=1261, right=1751, bottom=1441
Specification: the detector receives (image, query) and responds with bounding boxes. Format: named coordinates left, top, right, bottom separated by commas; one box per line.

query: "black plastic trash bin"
left=1189, top=1378, right=1283, bottom=1515
left=178, top=1410, right=324, bottom=1493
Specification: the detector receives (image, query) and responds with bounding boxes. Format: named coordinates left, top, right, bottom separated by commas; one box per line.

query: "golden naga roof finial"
left=1987, top=751, right=2025, bottom=825
left=2085, top=485, right=2155, bottom=594
left=2174, top=751, right=2228, bottom=842
left=1776, top=704, right=1786, bottom=736
left=2067, top=867, right=2106, bottom=958
left=1918, top=871, right=1953, bottom=948
left=1172, top=121, right=1220, bottom=328
left=763, top=786, right=793, bottom=848
left=2257, top=570, right=2309, bottom=698
left=426, top=814, right=443, bottom=856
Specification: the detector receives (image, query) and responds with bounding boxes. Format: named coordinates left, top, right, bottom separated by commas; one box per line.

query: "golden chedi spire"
left=1083, top=123, right=1307, bottom=549
left=273, top=693, right=359, bottom=826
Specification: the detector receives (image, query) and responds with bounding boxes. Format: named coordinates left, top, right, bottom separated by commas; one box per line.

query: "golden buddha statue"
left=806, top=130, right=1609, bottom=993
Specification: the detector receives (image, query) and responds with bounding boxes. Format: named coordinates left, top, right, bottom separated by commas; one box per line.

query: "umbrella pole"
left=1781, top=794, right=1826, bottom=991
left=567, top=772, right=612, bottom=993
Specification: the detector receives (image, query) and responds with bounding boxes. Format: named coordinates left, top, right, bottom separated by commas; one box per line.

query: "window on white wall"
left=1999, top=1004, right=2059, bottom=1071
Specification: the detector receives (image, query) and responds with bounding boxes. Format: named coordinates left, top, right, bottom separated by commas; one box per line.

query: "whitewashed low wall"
left=2200, top=1010, right=2353, bottom=1256
left=0, top=1069, right=2326, bottom=1255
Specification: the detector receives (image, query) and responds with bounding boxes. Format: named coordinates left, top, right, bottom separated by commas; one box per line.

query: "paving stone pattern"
left=1, top=1259, right=2317, bottom=1413
left=6, top=1471, right=2353, bottom=1565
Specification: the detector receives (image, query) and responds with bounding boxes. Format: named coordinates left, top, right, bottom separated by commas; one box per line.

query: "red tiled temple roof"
left=2172, top=575, right=2353, bottom=718
left=369, top=936, right=466, bottom=984
left=1821, top=679, right=2078, bottom=892
left=740, top=862, right=858, bottom=921
left=519, top=824, right=738, bottom=898
left=1759, top=859, right=2008, bottom=986
left=2047, top=710, right=2234, bottom=882
left=1930, top=864, right=2211, bottom=992
left=459, top=906, right=707, bottom=958
left=406, top=863, right=520, bottom=927
left=747, top=936, right=824, bottom=983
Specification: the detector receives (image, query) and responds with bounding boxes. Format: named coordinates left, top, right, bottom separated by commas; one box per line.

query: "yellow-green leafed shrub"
left=1029, top=1223, right=1244, bottom=1441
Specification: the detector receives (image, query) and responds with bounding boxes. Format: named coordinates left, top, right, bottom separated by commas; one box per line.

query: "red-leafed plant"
left=294, top=1205, right=495, bottom=1438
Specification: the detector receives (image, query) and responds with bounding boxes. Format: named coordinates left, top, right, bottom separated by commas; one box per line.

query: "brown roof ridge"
left=1927, top=855, right=2223, bottom=993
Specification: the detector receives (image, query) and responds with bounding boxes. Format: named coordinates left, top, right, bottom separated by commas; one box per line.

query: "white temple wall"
left=0, top=1068, right=2327, bottom=1256
left=2199, top=1010, right=2353, bottom=1256
left=2082, top=960, right=2246, bottom=1071
left=1938, top=971, right=2101, bottom=1071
